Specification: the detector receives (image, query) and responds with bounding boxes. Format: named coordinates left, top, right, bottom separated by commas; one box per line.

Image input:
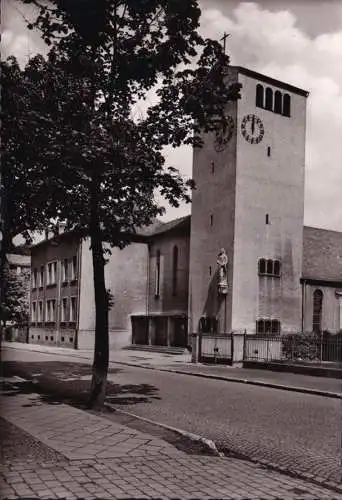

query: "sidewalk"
left=3, top=341, right=342, bottom=398
left=1, top=377, right=340, bottom=499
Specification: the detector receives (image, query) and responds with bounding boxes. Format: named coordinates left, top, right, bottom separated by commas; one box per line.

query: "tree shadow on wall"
left=1, top=360, right=161, bottom=409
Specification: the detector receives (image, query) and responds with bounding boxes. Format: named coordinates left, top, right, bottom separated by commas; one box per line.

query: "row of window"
left=258, top=259, right=281, bottom=277
left=32, top=256, right=77, bottom=289
left=256, top=84, right=291, bottom=117
left=31, top=297, right=77, bottom=324
left=256, top=318, right=281, bottom=335
left=155, top=245, right=179, bottom=298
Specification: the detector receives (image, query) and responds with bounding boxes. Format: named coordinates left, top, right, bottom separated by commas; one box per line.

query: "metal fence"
left=199, top=333, right=232, bottom=364
left=244, top=333, right=342, bottom=364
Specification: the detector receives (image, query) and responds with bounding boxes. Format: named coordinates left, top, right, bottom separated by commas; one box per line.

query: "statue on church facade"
left=217, top=248, right=228, bottom=295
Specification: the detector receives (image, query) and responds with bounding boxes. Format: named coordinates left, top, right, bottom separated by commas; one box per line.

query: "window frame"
left=46, top=261, right=57, bottom=286
left=31, top=301, right=37, bottom=323
left=155, top=250, right=161, bottom=298
left=255, top=83, right=264, bottom=108
left=258, top=258, right=281, bottom=278
left=172, top=245, right=179, bottom=296
left=69, top=296, right=77, bottom=323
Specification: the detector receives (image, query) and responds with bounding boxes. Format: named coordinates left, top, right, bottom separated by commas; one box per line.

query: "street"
left=2, top=346, right=341, bottom=484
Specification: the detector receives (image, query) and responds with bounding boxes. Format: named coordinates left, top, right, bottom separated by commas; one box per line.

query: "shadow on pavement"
left=1, top=361, right=161, bottom=409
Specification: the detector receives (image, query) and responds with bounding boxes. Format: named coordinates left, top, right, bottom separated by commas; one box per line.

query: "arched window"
left=172, top=245, right=178, bottom=296
left=274, top=90, right=282, bottom=114
left=266, top=259, right=273, bottom=275
left=273, top=260, right=281, bottom=277
left=265, top=87, right=273, bottom=111
left=155, top=250, right=161, bottom=298
left=312, top=289, right=323, bottom=333
left=271, top=319, right=281, bottom=334
left=256, top=84, right=264, bottom=108
left=258, top=259, right=266, bottom=275
left=283, top=93, right=291, bottom=117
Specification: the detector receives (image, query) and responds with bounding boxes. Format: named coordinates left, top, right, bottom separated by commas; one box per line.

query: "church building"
left=29, top=66, right=342, bottom=350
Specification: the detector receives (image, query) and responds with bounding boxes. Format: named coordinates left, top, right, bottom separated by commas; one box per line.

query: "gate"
left=199, top=333, right=232, bottom=364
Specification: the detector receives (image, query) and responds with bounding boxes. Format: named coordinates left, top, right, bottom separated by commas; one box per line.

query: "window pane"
left=283, top=94, right=291, bottom=117
left=274, top=91, right=282, bottom=114
left=258, top=259, right=266, bottom=274
left=256, top=84, right=264, bottom=108
left=266, top=260, right=273, bottom=275
left=273, top=260, right=280, bottom=276
left=265, top=87, right=273, bottom=111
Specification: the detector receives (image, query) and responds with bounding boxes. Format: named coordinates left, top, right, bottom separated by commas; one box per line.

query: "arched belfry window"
left=312, top=289, right=323, bottom=333
left=155, top=250, right=161, bottom=298
left=256, top=84, right=264, bottom=108
left=283, top=93, right=291, bottom=117
left=265, top=87, right=273, bottom=111
left=274, top=90, right=282, bottom=114
left=172, top=245, right=178, bottom=296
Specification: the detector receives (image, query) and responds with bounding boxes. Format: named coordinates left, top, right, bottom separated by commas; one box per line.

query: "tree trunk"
left=88, top=178, right=109, bottom=408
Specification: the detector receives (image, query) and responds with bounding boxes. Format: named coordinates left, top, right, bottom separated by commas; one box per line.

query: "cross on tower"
left=220, top=32, right=230, bottom=54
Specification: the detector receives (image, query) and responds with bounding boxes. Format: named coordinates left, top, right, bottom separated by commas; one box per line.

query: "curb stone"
left=105, top=403, right=225, bottom=457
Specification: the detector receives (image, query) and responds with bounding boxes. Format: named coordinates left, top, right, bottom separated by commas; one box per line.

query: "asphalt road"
left=2, top=347, right=342, bottom=483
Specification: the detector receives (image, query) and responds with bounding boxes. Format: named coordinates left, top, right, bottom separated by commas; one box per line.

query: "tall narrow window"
left=62, top=259, right=68, bottom=282
left=47, top=262, right=57, bottom=285
left=312, top=289, right=323, bottom=333
left=258, top=258, right=266, bottom=275
left=31, top=302, right=37, bottom=323
left=172, top=246, right=178, bottom=296
left=39, top=266, right=44, bottom=287
left=70, top=297, right=77, bottom=322
left=32, top=269, right=37, bottom=289
left=155, top=250, right=161, bottom=298
left=266, top=259, right=273, bottom=275
left=283, top=94, right=291, bottom=117
left=273, top=260, right=280, bottom=277
left=265, top=87, right=273, bottom=111
left=71, top=256, right=77, bottom=280
left=265, top=213, right=269, bottom=225
left=38, top=301, right=43, bottom=323
left=274, top=90, right=282, bottom=114
left=210, top=214, right=213, bottom=226
left=61, top=298, right=68, bottom=322
left=256, top=84, right=264, bottom=108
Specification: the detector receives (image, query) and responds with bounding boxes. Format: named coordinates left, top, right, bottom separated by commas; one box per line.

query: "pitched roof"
left=7, top=253, right=31, bottom=267
left=303, top=226, right=342, bottom=281
left=144, top=215, right=191, bottom=238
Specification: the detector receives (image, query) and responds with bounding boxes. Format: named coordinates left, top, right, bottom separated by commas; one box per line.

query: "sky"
left=2, top=0, right=342, bottom=231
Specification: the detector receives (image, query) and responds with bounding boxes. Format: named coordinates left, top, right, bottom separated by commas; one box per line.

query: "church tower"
left=188, top=66, right=309, bottom=335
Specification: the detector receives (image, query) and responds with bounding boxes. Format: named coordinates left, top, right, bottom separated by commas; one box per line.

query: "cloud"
left=2, top=1, right=341, bottom=229
left=199, top=2, right=342, bottom=231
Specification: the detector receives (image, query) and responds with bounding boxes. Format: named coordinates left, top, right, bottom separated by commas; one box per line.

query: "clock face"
left=241, top=114, right=264, bottom=144
left=214, top=115, right=235, bottom=152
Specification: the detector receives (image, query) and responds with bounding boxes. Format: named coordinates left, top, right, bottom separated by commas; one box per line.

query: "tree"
left=8, top=0, right=241, bottom=406
left=1, top=264, right=30, bottom=328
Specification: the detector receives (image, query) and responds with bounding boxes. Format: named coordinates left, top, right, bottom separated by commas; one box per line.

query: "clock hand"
left=252, top=115, right=255, bottom=135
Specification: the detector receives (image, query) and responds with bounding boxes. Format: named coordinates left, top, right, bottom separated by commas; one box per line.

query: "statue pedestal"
left=218, top=283, right=228, bottom=295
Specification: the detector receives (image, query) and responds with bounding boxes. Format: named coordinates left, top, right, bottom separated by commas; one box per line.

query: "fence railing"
left=199, top=333, right=232, bottom=364
left=195, top=332, right=342, bottom=365
left=244, top=333, right=342, bottom=364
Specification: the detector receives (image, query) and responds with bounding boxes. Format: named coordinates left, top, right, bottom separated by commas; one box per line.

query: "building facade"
left=28, top=66, right=342, bottom=350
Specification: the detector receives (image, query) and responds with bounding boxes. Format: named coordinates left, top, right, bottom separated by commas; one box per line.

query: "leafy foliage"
left=0, top=264, right=30, bottom=326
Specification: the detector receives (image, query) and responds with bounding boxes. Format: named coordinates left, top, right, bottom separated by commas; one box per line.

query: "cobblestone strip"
left=2, top=455, right=341, bottom=500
